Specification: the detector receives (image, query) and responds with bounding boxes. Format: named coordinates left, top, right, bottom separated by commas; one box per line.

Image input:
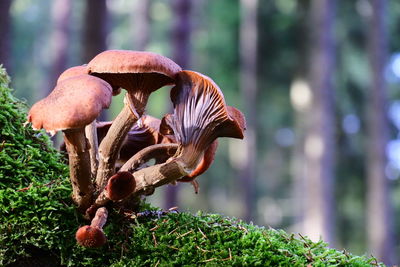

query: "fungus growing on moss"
left=120, top=70, right=245, bottom=197
left=76, top=207, right=108, bottom=248
left=87, top=50, right=182, bottom=190
left=27, top=74, right=112, bottom=211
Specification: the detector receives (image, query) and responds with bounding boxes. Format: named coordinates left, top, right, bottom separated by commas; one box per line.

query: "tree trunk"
left=132, top=0, right=150, bottom=51
left=82, top=0, right=109, bottom=120
left=82, top=0, right=108, bottom=63
left=290, top=0, right=310, bottom=234
left=47, top=0, right=71, bottom=94
left=303, top=0, right=336, bottom=245
left=165, top=0, right=192, bottom=209
left=239, top=0, right=258, bottom=222
left=366, top=0, right=395, bottom=264
left=0, top=0, right=12, bottom=72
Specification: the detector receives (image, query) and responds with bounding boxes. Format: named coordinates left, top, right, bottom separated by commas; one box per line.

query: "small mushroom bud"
left=76, top=207, right=108, bottom=248
left=86, top=172, right=136, bottom=217
left=105, top=171, right=136, bottom=201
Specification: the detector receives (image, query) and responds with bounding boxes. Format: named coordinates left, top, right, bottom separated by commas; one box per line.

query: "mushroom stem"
left=119, top=143, right=179, bottom=173
left=85, top=120, right=99, bottom=179
left=91, top=207, right=108, bottom=229
left=63, top=128, right=94, bottom=211
left=96, top=96, right=139, bottom=190
left=130, top=159, right=188, bottom=197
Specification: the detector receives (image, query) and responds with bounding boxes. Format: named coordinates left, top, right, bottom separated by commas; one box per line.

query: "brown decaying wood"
left=63, top=128, right=94, bottom=211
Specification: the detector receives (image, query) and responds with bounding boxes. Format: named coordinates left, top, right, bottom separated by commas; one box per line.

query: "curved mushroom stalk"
left=119, top=143, right=179, bottom=173
left=120, top=71, right=246, bottom=200
left=27, top=75, right=112, bottom=211
left=177, top=140, right=218, bottom=182
left=87, top=50, right=182, bottom=190
left=76, top=207, right=108, bottom=248
left=162, top=70, right=246, bottom=174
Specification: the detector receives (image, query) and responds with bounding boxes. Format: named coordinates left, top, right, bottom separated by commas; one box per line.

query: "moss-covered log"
left=0, top=67, right=382, bottom=266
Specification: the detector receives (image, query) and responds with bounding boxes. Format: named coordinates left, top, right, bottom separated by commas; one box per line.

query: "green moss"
left=0, top=67, right=382, bottom=266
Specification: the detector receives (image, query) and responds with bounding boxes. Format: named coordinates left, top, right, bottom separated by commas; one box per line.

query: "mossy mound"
left=0, top=67, right=381, bottom=266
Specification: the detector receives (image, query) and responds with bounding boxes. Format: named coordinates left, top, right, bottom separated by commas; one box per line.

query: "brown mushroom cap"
left=27, top=75, right=112, bottom=133
left=75, top=225, right=106, bottom=248
left=105, top=171, right=136, bottom=201
left=57, top=65, right=88, bottom=84
left=164, top=70, right=246, bottom=170
left=87, top=50, right=182, bottom=115
left=88, top=50, right=181, bottom=78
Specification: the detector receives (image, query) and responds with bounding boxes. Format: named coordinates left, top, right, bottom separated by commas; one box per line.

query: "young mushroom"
left=27, top=75, right=113, bottom=211
left=86, top=171, right=137, bottom=217
left=120, top=70, right=246, bottom=198
left=87, top=50, right=182, bottom=190
left=76, top=207, right=108, bottom=248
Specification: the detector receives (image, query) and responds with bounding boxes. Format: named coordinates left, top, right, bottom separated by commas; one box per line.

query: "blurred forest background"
left=1, top=0, right=400, bottom=265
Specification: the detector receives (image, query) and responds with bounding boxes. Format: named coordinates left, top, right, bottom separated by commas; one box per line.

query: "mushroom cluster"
left=27, top=50, right=246, bottom=248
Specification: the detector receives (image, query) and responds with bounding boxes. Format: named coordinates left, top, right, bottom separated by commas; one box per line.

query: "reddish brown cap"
left=75, top=225, right=106, bottom=248
left=87, top=50, right=182, bottom=115
left=105, top=171, right=136, bottom=201
left=88, top=50, right=181, bottom=77
left=57, top=65, right=88, bottom=84
left=27, top=75, right=112, bottom=134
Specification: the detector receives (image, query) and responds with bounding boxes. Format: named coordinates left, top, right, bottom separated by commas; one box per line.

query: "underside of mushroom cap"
left=28, top=74, right=112, bottom=133
left=87, top=50, right=182, bottom=93
left=163, top=70, right=246, bottom=170
left=168, top=71, right=245, bottom=148
left=87, top=50, right=182, bottom=115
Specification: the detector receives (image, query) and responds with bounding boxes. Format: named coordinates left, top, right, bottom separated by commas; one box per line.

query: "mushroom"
left=86, top=171, right=137, bottom=217
left=27, top=75, right=113, bottom=211
left=119, top=70, right=246, bottom=198
left=76, top=207, right=108, bottom=248
left=57, top=65, right=88, bottom=83
left=57, top=65, right=103, bottom=179
left=87, top=50, right=182, bottom=190
left=164, top=71, right=246, bottom=172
